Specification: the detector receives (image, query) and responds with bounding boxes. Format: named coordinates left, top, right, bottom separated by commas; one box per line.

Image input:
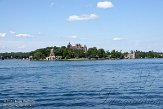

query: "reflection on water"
left=0, top=59, right=163, bottom=109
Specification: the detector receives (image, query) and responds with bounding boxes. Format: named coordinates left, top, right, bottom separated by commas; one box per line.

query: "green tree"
left=33, top=52, right=45, bottom=60
left=63, top=48, right=68, bottom=59
left=97, top=48, right=106, bottom=58
left=110, top=50, right=124, bottom=59
left=87, top=47, right=98, bottom=57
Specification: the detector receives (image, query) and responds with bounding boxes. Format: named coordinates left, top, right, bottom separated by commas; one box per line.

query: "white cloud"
left=97, top=1, right=113, bottom=9
left=113, top=37, right=124, bottom=41
left=71, top=35, right=78, bottom=39
left=16, top=34, right=33, bottom=38
left=68, top=14, right=98, bottom=21
left=0, top=32, right=6, bottom=37
left=9, top=31, right=16, bottom=34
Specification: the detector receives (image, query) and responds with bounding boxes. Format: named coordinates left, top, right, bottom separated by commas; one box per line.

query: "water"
left=0, top=59, right=163, bottom=109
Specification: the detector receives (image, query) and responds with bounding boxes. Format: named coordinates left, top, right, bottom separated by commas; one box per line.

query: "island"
left=0, top=42, right=163, bottom=61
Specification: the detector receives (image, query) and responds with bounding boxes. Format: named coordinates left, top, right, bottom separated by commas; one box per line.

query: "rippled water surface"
left=0, top=59, right=163, bottom=109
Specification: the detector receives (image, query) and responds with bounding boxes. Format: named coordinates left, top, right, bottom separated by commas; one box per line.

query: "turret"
left=67, top=42, right=72, bottom=48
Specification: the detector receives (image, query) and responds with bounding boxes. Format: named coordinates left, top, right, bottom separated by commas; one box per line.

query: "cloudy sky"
left=0, top=0, right=163, bottom=52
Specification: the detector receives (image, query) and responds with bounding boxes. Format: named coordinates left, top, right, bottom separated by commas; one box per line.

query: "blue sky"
left=0, top=0, right=163, bottom=52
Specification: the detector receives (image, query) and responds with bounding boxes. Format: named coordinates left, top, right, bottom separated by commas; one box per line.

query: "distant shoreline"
left=1, top=58, right=118, bottom=61
left=1, top=58, right=162, bottom=61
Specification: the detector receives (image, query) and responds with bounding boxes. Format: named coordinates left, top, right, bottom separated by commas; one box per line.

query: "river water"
left=0, top=59, right=163, bottom=109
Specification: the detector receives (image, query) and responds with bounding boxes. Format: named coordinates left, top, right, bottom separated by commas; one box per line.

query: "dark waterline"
left=0, top=59, right=163, bottom=109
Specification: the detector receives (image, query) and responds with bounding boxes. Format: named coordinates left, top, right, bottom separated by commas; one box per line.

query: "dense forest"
left=0, top=52, right=30, bottom=60
left=0, top=45, right=163, bottom=60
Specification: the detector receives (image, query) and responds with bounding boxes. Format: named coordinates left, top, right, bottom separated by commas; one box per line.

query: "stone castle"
left=67, top=42, right=87, bottom=52
left=45, top=42, right=87, bottom=60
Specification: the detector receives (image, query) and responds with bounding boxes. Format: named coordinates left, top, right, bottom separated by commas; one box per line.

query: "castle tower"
left=46, top=48, right=56, bottom=60
left=84, top=45, right=87, bottom=52
left=67, top=42, right=72, bottom=48
left=50, top=48, right=55, bottom=56
left=133, top=51, right=136, bottom=59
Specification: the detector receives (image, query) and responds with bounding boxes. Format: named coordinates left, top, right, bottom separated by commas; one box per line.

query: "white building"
left=126, top=52, right=136, bottom=59
left=46, top=48, right=56, bottom=60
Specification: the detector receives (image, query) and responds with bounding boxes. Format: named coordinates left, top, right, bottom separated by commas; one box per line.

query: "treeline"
left=135, top=50, right=162, bottom=58
left=0, top=46, right=163, bottom=60
left=0, top=52, right=30, bottom=59
left=30, top=47, right=163, bottom=60
left=30, top=46, right=125, bottom=60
